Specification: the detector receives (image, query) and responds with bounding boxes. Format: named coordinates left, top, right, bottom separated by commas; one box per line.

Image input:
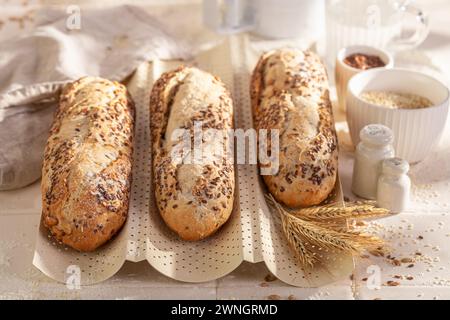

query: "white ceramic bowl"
left=347, top=68, right=450, bottom=164
left=336, top=45, right=394, bottom=112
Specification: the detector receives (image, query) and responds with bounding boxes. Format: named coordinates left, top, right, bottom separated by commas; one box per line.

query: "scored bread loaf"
left=41, top=77, right=134, bottom=252
left=251, top=49, right=338, bottom=208
left=150, top=66, right=235, bottom=241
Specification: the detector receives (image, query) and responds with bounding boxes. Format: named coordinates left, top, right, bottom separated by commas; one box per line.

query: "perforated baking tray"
left=33, top=35, right=353, bottom=287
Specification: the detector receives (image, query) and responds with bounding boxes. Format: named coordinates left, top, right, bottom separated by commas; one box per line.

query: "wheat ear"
left=265, top=193, right=386, bottom=268
left=288, top=204, right=390, bottom=221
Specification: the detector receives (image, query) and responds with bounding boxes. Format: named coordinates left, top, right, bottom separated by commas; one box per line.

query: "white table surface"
left=1, top=0, right=450, bottom=300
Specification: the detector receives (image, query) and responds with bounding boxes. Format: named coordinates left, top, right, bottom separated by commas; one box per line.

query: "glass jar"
left=377, top=158, right=411, bottom=213
left=352, top=124, right=395, bottom=199
left=325, top=0, right=429, bottom=66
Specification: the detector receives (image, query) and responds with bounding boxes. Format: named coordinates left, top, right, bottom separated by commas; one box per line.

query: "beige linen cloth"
left=0, top=5, right=189, bottom=190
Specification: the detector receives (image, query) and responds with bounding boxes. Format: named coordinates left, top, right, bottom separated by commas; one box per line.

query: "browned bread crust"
left=251, top=49, right=338, bottom=208
left=150, top=66, right=235, bottom=241
left=41, top=77, right=134, bottom=252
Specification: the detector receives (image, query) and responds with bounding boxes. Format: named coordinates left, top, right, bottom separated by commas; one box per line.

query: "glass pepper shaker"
left=352, top=124, right=395, bottom=200
left=377, top=158, right=411, bottom=213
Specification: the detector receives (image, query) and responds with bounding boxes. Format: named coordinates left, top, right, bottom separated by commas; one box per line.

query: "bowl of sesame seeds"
left=347, top=68, right=449, bottom=163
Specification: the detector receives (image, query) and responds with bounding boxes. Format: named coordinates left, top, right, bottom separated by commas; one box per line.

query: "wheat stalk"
left=288, top=203, right=390, bottom=221
left=265, top=194, right=388, bottom=269
left=283, top=210, right=383, bottom=253
left=305, top=218, right=349, bottom=232
left=281, top=215, right=318, bottom=268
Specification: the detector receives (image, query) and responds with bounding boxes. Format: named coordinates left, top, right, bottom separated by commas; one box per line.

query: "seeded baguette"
left=251, top=49, right=338, bottom=208
left=41, top=77, right=134, bottom=252
left=150, top=67, right=235, bottom=241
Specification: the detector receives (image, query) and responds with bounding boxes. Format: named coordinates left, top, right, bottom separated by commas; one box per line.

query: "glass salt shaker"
left=377, top=158, right=411, bottom=213
left=352, top=124, right=395, bottom=200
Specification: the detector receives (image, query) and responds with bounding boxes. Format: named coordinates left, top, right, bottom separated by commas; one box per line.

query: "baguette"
left=41, top=77, right=134, bottom=252
left=150, top=67, right=235, bottom=241
left=251, top=49, right=338, bottom=208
